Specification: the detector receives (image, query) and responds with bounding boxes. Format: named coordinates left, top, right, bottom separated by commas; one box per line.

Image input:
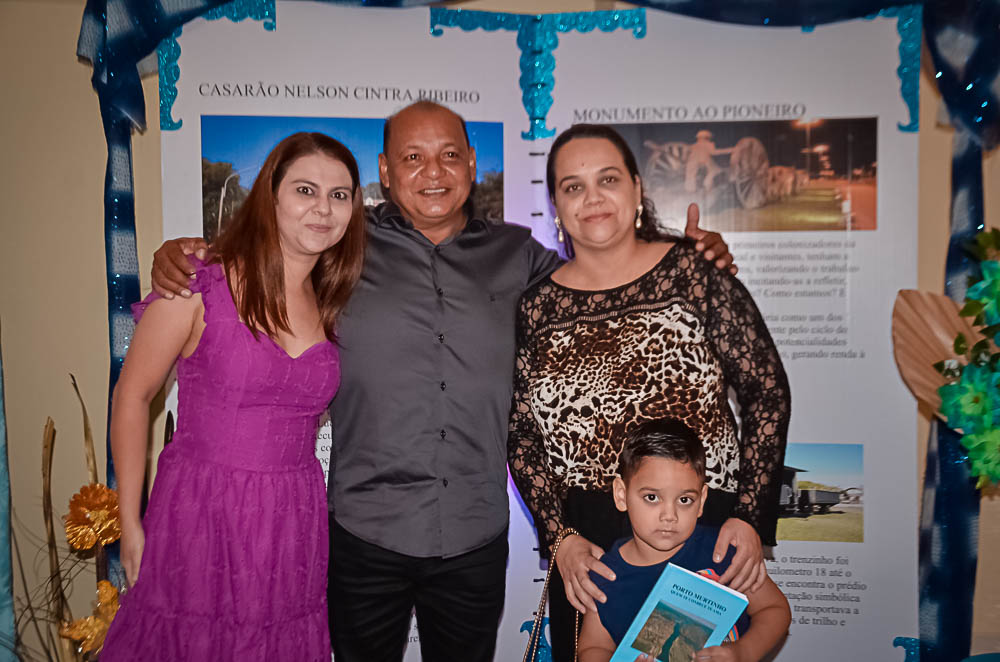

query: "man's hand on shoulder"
left=152, top=237, right=209, bottom=299
left=683, top=203, right=737, bottom=275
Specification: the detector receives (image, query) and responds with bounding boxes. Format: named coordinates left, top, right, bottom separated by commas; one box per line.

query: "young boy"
left=578, top=419, right=791, bottom=662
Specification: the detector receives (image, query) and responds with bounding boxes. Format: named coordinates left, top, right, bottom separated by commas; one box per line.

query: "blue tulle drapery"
left=75, top=1, right=997, bottom=659
left=0, top=337, right=15, bottom=659
left=626, top=0, right=916, bottom=26
left=915, top=2, right=998, bottom=659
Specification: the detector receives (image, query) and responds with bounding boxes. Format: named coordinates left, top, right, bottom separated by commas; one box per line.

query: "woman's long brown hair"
left=213, top=132, right=367, bottom=341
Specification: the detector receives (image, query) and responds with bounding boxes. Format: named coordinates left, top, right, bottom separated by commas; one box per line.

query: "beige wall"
left=0, top=0, right=167, bottom=649
left=0, top=0, right=997, bottom=655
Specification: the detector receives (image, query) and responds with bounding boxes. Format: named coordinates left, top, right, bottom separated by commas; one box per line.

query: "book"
left=609, top=563, right=749, bottom=662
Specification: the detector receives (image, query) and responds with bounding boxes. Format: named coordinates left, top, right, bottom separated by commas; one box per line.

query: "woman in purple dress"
left=101, top=132, right=366, bottom=661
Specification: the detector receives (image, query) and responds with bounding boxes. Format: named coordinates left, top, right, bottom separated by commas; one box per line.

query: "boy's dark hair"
left=618, top=418, right=707, bottom=482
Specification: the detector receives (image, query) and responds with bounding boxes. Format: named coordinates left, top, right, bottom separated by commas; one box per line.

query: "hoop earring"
left=554, top=216, right=565, bottom=243
left=635, top=204, right=644, bottom=230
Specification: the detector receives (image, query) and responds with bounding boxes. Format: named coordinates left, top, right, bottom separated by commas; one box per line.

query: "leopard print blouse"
left=508, top=240, right=790, bottom=554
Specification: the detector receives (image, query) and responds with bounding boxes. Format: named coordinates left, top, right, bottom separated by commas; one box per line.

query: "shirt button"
left=443, top=478, right=449, bottom=487
left=438, top=334, right=445, bottom=343
left=436, top=287, right=444, bottom=297
left=440, top=381, right=446, bottom=390
left=440, top=429, right=446, bottom=439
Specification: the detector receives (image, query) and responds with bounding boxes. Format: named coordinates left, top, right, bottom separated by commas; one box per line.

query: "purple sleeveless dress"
left=102, top=261, right=336, bottom=661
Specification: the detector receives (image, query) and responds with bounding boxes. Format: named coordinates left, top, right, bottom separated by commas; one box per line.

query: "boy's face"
left=613, top=456, right=708, bottom=559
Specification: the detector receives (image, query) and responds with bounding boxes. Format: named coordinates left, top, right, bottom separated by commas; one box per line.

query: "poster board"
left=159, top=4, right=918, bottom=659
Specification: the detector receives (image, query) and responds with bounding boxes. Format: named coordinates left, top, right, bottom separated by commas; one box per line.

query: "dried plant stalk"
left=69, top=375, right=98, bottom=485
left=41, top=418, right=71, bottom=627
left=70, top=374, right=114, bottom=587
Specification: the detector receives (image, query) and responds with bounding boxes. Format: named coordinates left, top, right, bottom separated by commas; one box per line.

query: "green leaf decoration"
left=939, top=358, right=963, bottom=380
left=972, top=339, right=991, bottom=364
left=939, top=363, right=1000, bottom=437
left=967, top=261, right=1000, bottom=327
left=969, top=235, right=986, bottom=261
left=961, top=300, right=985, bottom=317
left=954, top=333, right=969, bottom=355
left=934, top=230, right=1000, bottom=486
left=959, top=430, right=1000, bottom=487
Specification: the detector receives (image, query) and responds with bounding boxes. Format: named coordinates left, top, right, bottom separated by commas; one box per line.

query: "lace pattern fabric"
left=508, top=240, right=790, bottom=554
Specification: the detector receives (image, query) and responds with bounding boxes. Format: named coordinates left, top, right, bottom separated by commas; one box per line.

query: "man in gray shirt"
left=151, top=101, right=731, bottom=661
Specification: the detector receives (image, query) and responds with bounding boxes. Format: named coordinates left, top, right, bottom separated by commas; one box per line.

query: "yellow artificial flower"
left=59, top=580, right=120, bottom=654
left=64, top=483, right=121, bottom=550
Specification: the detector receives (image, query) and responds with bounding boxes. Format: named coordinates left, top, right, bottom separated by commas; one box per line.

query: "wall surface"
left=0, top=0, right=165, bottom=653
left=0, top=0, right=996, bottom=656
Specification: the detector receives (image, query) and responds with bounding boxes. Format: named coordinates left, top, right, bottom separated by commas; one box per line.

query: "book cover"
left=609, top=563, right=749, bottom=662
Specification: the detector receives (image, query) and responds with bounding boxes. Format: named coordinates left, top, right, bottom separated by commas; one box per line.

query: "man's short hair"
left=382, top=101, right=471, bottom=155
left=618, top=418, right=707, bottom=482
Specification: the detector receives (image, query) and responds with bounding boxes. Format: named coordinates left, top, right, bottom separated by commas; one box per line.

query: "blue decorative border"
left=432, top=6, right=917, bottom=138
left=157, top=0, right=276, bottom=131
left=204, top=0, right=276, bottom=28
left=158, top=28, right=184, bottom=131
left=893, top=636, right=921, bottom=662
left=159, top=4, right=915, bottom=137
left=431, top=9, right=646, bottom=140
left=875, top=4, right=922, bottom=132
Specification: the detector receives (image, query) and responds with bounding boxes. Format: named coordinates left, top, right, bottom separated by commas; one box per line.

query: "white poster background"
left=160, top=7, right=544, bottom=662
left=159, top=4, right=918, bottom=661
left=544, top=10, right=918, bottom=661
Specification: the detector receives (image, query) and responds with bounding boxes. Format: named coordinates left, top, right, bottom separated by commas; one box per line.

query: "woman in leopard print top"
left=507, top=124, right=790, bottom=662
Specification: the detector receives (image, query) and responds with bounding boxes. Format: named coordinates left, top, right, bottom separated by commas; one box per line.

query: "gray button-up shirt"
left=328, top=202, right=561, bottom=558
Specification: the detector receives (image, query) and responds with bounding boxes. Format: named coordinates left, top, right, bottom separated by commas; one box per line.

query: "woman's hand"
left=554, top=534, right=616, bottom=614
left=152, top=237, right=209, bottom=299
left=120, top=521, right=146, bottom=587
left=683, top=203, right=737, bottom=275
left=714, top=517, right=766, bottom=594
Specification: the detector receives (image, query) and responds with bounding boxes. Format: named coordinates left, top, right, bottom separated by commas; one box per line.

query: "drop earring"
left=554, top=216, right=565, bottom=243
left=635, top=204, right=644, bottom=230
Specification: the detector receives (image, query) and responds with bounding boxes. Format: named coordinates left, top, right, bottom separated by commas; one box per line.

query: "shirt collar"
left=371, top=200, right=492, bottom=236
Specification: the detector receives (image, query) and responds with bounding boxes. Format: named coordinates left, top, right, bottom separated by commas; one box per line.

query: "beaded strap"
left=523, top=528, right=581, bottom=662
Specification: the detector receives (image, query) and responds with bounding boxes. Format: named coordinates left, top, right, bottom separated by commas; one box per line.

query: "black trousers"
left=548, top=488, right=736, bottom=662
left=328, top=517, right=508, bottom=662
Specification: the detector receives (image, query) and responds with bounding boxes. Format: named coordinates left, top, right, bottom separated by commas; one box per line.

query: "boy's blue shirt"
left=589, top=524, right=751, bottom=645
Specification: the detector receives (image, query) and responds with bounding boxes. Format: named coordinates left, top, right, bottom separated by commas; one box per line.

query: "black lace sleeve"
left=705, top=266, right=791, bottom=546
left=507, top=291, right=564, bottom=559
